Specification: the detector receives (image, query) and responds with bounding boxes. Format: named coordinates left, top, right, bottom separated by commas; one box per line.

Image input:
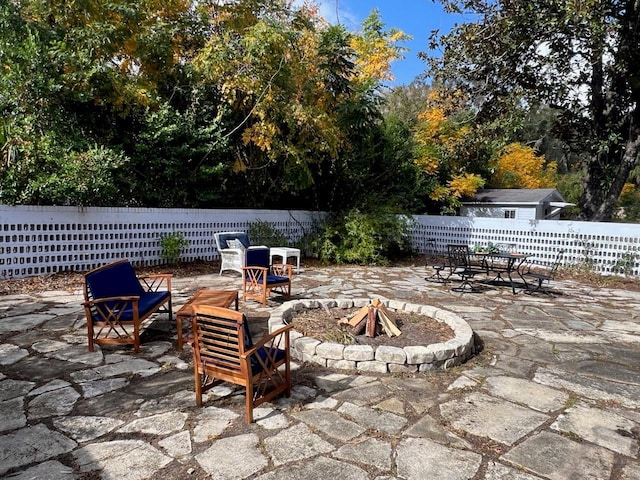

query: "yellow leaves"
left=241, top=122, right=280, bottom=152
left=429, top=185, right=450, bottom=202
left=622, top=182, right=636, bottom=196
left=232, top=157, right=247, bottom=173
left=351, top=36, right=395, bottom=82
left=417, top=107, right=447, bottom=138
left=414, top=90, right=471, bottom=173
left=350, top=11, right=410, bottom=84
left=414, top=153, right=440, bottom=175
left=492, top=143, right=557, bottom=188
left=429, top=174, right=484, bottom=202
left=448, top=173, right=485, bottom=198
left=123, top=37, right=138, bottom=57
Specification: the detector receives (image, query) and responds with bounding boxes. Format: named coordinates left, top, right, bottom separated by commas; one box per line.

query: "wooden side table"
left=175, top=289, right=239, bottom=350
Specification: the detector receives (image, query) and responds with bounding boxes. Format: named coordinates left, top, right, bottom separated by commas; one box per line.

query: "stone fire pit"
left=268, top=298, right=476, bottom=374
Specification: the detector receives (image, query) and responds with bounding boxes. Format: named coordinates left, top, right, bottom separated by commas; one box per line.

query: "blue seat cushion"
left=93, top=291, right=170, bottom=323
left=245, top=274, right=289, bottom=285
left=251, top=347, right=287, bottom=375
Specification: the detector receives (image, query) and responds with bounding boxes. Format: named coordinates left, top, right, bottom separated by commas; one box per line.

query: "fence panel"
left=411, top=215, right=640, bottom=276
left=0, top=206, right=322, bottom=278
left=2, top=206, right=639, bottom=279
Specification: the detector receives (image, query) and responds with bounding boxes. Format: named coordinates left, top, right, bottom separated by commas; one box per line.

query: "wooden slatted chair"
left=191, top=305, right=292, bottom=423
left=82, top=259, right=172, bottom=353
left=242, top=247, right=292, bottom=306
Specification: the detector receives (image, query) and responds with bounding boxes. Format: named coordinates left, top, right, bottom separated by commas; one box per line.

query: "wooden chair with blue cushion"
left=191, top=305, right=292, bottom=423
left=82, top=259, right=172, bottom=353
left=242, top=247, right=292, bottom=306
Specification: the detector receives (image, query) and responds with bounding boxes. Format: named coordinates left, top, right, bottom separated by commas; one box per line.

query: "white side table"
left=269, top=247, right=301, bottom=273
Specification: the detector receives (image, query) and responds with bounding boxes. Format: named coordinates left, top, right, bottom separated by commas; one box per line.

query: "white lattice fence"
left=0, top=206, right=323, bottom=279
left=411, top=215, right=640, bottom=276
left=2, top=206, right=640, bottom=279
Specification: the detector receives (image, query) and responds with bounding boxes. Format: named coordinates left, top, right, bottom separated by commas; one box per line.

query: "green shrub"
left=613, top=251, right=637, bottom=276
left=309, top=208, right=414, bottom=265
left=247, top=220, right=287, bottom=247
left=159, top=231, right=189, bottom=265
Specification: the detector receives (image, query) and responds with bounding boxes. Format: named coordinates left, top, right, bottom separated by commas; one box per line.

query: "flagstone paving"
left=1, top=264, right=640, bottom=479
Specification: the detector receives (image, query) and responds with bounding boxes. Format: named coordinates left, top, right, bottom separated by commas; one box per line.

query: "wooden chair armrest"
left=140, top=273, right=173, bottom=279
left=242, top=265, right=269, bottom=274
left=138, top=273, right=172, bottom=292
left=242, top=324, right=293, bottom=358
left=271, top=264, right=293, bottom=278
left=83, top=295, right=140, bottom=307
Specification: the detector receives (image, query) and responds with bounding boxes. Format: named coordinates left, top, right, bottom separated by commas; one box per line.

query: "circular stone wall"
left=268, top=298, right=476, bottom=374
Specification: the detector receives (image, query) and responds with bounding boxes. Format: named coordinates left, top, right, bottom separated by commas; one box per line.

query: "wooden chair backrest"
left=191, top=306, right=252, bottom=375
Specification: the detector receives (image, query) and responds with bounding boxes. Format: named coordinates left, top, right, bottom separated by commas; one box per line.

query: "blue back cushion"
left=86, top=261, right=145, bottom=299
left=245, top=248, right=270, bottom=268
left=219, top=232, right=250, bottom=249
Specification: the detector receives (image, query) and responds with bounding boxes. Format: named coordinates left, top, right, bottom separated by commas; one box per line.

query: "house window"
left=504, top=209, right=516, bottom=219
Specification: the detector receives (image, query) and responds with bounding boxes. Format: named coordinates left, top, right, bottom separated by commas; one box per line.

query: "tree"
left=490, top=143, right=557, bottom=189
left=350, top=9, right=410, bottom=87
left=413, top=89, right=490, bottom=213
left=192, top=0, right=354, bottom=206
left=426, top=1, right=640, bottom=221
left=381, top=80, right=432, bottom=127
left=0, top=0, right=216, bottom=206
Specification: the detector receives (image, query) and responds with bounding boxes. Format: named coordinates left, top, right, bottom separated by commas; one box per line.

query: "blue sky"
left=314, top=0, right=461, bottom=86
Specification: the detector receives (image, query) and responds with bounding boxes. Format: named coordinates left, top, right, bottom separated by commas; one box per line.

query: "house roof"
left=462, top=188, right=566, bottom=205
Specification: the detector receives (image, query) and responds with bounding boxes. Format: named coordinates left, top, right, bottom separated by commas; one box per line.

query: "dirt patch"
left=290, top=306, right=455, bottom=348
left=0, top=260, right=220, bottom=296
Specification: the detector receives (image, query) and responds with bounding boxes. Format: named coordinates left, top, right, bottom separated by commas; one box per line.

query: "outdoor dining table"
left=472, top=251, right=530, bottom=294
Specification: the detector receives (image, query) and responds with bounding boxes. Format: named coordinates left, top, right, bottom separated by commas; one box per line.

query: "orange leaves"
left=491, top=143, right=557, bottom=188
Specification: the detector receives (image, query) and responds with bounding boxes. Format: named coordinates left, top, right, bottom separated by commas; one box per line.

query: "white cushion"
left=227, top=239, right=246, bottom=250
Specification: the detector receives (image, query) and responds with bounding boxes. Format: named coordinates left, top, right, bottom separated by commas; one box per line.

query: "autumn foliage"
left=491, top=143, right=557, bottom=189
left=413, top=89, right=485, bottom=212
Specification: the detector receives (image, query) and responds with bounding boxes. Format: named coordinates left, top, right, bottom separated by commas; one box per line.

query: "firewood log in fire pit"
left=338, top=298, right=401, bottom=338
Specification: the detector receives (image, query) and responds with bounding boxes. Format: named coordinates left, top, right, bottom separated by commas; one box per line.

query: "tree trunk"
left=579, top=127, right=640, bottom=221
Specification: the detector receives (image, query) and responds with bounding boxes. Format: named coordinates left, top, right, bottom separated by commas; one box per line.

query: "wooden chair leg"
left=133, top=321, right=140, bottom=353
left=245, top=382, right=254, bottom=424
left=194, top=369, right=203, bottom=407
left=87, top=321, right=95, bottom=352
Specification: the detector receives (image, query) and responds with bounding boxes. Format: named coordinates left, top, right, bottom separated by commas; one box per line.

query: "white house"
left=460, top=188, right=573, bottom=220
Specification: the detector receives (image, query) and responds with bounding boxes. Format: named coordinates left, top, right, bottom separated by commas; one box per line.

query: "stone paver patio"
left=1, top=264, right=640, bottom=479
